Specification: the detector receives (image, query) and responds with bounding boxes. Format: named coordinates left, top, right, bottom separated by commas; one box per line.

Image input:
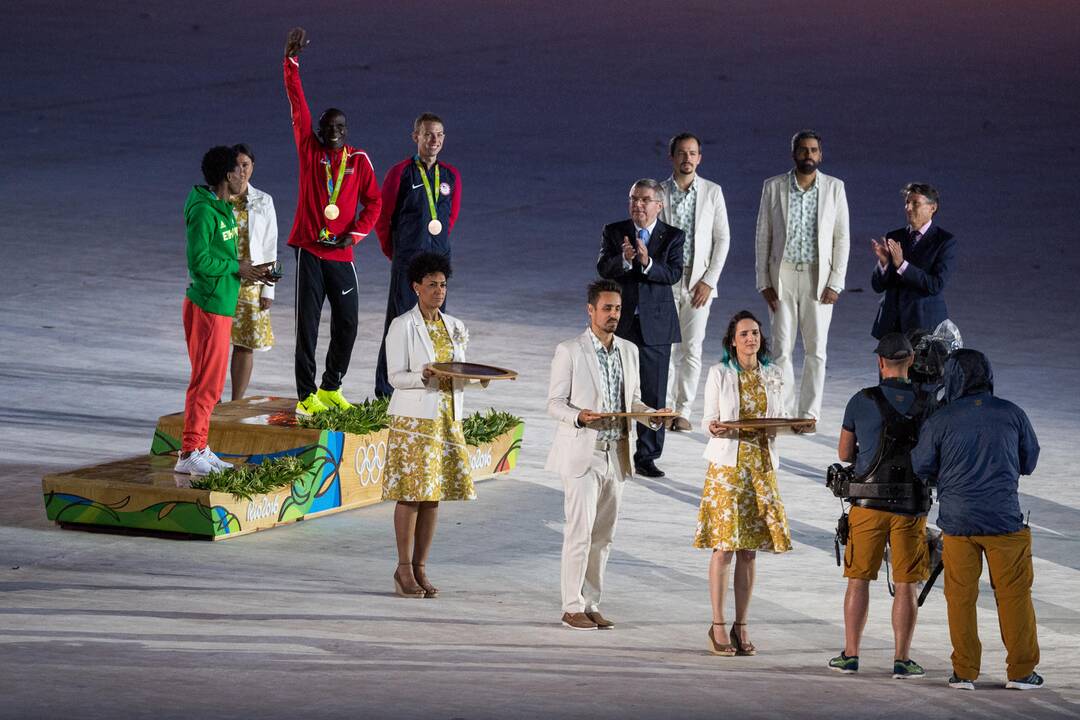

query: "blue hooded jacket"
left=911, top=349, right=1040, bottom=536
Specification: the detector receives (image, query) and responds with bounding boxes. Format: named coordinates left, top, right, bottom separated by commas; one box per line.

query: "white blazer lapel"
left=816, top=173, right=829, bottom=256
left=779, top=175, right=790, bottom=236
left=691, top=176, right=706, bottom=261
left=410, top=306, right=436, bottom=362
left=578, top=331, right=604, bottom=405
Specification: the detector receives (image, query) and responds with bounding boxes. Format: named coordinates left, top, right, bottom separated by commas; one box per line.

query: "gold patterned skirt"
left=231, top=284, right=274, bottom=351
left=693, top=452, right=792, bottom=552
left=382, top=397, right=476, bottom=502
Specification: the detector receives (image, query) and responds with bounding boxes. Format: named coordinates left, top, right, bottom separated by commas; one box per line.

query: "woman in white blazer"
left=383, top=253, right=484, bottom=599
left=229, top=143, right=278, bottom=400
left=695, top=310, right=810, bottom=656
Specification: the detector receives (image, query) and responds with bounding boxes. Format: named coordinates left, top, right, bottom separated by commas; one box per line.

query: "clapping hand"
left=871, top=237, right=890, bottom=266
left=635, top=238, right=649, bottom=266
left=285, top=27, right=309, bottom=58
left=886, top=238, right=905, bottom=267
left=621, top=236, right=635, bottom=262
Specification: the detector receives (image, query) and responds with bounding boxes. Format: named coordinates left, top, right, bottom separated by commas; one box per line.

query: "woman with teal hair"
left=696, top=310, right=795, bottom=657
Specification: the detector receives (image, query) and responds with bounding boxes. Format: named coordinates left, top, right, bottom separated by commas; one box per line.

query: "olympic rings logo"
left=354, top=441, right=388, bottom=487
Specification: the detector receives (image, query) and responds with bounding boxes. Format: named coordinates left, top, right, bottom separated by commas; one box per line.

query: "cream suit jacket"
left=386, top=306, right=469, bottom=421
left=754, top=170, right=850, bottom=298
left=659, top=174, right=731, bottom=298
left=545, top=330, right=651, bottom=478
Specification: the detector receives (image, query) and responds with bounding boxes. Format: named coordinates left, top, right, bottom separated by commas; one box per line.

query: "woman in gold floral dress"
left=697, top=310, right=811, bottom=656
left=228, top=144, right=278, bottom=400
left=383, top=253, right=484, bottom=598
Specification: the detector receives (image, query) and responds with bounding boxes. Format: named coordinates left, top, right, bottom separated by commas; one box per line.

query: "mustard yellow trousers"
left=942, top=528, right=1039, bottom=681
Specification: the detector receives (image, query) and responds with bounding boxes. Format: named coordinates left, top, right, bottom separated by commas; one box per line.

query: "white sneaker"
left=175, top=450, right=215, bottom=476
left=200, top=447, right=233, bottom=471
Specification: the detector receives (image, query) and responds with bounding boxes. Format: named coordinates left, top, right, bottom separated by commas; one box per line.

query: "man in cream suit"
left=755, top=130, right=850, bottom=421
left=546, top=279, right=665, bottom=631
left=660, top=133, right=731, bottom=431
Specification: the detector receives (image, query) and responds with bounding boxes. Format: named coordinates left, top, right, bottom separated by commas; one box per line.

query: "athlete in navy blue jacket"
left=373, top=113, right=461, bottom=398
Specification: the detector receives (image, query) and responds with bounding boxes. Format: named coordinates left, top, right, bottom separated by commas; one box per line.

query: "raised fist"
left=285, top=27, right=309, bottom=58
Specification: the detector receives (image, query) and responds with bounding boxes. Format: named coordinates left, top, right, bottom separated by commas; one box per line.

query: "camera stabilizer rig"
left=825, top=462, right=943, bottom=607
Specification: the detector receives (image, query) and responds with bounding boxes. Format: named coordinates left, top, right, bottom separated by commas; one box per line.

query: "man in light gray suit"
left=660, top=133, right=731, bottom=431
left=546, top=279, right=665, bottom=631
left=755, top=129, right=850, bottom=421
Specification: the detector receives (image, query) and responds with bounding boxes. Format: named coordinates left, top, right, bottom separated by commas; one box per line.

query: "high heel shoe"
left=707, top=623, right=736, bottom=656
left=730, top=622, right=757, bottom=656
left=412, top=562, right=439, bottom=598
left=393, top=563, right=425, bottom=598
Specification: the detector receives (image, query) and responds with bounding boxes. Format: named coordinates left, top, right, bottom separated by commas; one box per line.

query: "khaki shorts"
left=843, top=506, right=929, bottom=582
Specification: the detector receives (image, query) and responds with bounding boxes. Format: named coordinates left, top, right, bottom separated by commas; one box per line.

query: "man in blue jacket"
left=911, top=349, right=1042, bottom=691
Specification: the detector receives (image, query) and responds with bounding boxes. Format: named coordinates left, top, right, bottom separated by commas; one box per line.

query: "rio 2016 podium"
left=41, top=396, right=524, bottom=540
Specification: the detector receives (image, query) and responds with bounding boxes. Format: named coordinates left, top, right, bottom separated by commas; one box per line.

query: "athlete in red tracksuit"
left=283, top=27, right=381, bottom=414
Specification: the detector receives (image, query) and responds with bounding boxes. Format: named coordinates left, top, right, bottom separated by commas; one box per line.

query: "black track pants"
left=294, top=248, right=359, bottom=400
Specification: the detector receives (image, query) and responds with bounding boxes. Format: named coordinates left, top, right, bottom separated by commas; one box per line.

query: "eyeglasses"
left=629, top=195, right=660, bottom=205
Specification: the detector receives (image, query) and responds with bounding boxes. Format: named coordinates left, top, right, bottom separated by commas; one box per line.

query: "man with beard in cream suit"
left=547, top=280, right=668, bottom=631
left=755, top=129, right=850, bottom=421
left=660, top=132, right=731, bottom=432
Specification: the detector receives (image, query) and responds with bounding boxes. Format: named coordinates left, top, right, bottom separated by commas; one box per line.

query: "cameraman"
left=912, top=349, right=1042, bottom=691
left=829, top=333, right=929, bottom=679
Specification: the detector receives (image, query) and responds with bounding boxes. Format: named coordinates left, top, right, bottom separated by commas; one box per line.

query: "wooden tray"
left=595, top=410, right=676, bottom=419
left=715, top=417, right=816, bottom=430
left=429, top=362, right=518, bottom=381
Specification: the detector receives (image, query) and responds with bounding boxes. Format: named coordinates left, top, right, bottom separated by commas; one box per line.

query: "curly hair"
left=407, top=252, right=453, bottom=285
left=201, top=145, right=239, bottom=186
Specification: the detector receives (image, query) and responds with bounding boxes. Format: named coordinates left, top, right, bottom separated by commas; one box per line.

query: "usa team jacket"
left=283, top=57, right=381, bottom=263
left=375, top=157, right=461, bottom=260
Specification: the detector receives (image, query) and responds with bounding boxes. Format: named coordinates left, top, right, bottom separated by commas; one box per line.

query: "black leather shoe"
left=634, top=461, right=665, bottom=478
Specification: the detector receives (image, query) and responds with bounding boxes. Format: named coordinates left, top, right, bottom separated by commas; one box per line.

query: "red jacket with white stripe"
left=283, top=57, right=381, bottom=262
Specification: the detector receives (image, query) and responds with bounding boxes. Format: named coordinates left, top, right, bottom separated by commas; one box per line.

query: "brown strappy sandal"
left=393, top=563, right=425, bottom=598
left=730, top=622, right=757, bottom=656
left=412, top=562, right=439, bottom=598
left=708, top=622, right=737, bottom=656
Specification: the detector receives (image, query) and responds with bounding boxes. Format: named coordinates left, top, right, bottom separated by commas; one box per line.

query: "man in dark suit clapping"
left=598, top=179, right=684, bottom=477
left=871, top=183, right=957, bottom=338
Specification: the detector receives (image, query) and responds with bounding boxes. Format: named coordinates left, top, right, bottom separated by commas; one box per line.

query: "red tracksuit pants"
left=182, top=298, right=232, bottom=452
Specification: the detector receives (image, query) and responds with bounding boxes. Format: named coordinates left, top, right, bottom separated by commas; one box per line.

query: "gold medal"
left=323, top=151, right=347, bottom=222
left=428, top=219, right=443, bottom=235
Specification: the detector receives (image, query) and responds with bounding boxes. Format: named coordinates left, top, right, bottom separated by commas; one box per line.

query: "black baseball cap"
left=873, top=332, right=914, bottom=360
